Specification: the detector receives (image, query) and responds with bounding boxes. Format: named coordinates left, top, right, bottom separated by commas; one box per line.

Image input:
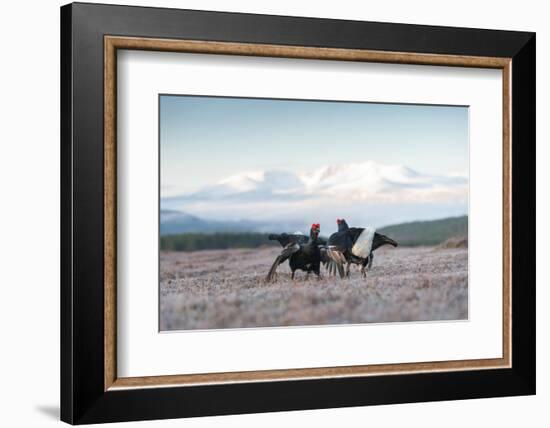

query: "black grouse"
left=266, top=223, right=323, bottom=281
left=327, top=218, right=398, bottom=278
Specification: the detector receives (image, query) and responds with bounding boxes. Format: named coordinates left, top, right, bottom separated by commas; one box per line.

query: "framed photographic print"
left=60, top=2, right=535, bottom=424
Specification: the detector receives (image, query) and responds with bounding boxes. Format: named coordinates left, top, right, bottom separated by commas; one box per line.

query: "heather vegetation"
left=160, top=245, right=468, bottom=330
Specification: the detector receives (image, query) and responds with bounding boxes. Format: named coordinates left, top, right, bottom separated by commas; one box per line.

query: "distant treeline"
left=160, top=232, right=280, bottom=252
left=161, top=216, right=468, bottom=251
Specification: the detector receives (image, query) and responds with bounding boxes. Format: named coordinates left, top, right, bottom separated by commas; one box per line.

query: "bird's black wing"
left=372, top=232, right=398, bottom=251
left=328, top=231, right=353, bottom=250
left=268, top=233, right=308, bottom=247
left=266, top=243, right=301, bottom=282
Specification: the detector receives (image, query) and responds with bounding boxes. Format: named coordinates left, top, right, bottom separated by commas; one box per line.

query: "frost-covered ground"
left=160, top=246, right=468, bottom=331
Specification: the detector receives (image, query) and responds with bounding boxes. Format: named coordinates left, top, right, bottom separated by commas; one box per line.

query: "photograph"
left=159, top=95, right=469, bottom=331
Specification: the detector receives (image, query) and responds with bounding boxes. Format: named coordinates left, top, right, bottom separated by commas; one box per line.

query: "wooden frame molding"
left=104, top=35, right=512, bottom=391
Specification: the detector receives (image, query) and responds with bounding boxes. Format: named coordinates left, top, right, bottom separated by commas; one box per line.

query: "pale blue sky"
left=160, top=95, right=468, bottom=196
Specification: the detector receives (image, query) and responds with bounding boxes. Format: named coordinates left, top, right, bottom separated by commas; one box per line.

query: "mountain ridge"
left=163, top=160, right=467, bottom=205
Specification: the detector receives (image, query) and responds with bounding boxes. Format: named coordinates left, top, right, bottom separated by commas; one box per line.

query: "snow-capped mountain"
left=180, top=170, right=306, bottom=201
left=161, top=161, right=468, bottom=231
left=165, top=161, right=467, bottom=204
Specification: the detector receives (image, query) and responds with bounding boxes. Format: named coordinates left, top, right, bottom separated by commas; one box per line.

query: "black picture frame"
left=61, top=2, right=535, bottom=424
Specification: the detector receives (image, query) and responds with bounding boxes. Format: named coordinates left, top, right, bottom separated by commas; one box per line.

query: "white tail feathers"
left=351, top=226, right=376, bottom=258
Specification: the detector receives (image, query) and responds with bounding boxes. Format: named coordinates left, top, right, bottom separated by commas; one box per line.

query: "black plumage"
left=268, top=232, right=308, bottom=247
left=326, top=219, right=398, bottom=278
left=266, top=224, right=323, bottom=281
